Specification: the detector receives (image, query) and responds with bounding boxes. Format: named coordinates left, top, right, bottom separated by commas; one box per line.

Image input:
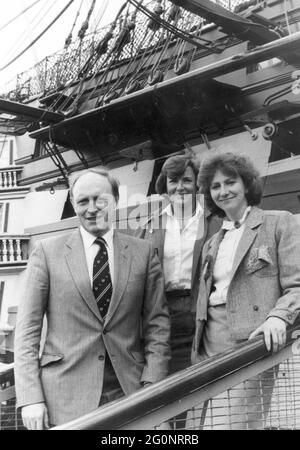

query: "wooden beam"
left=0, top=99, right=64, bottom=123
left=30, top=30, right=300, bottom=146
left=169, top=0, right=281, bottom=44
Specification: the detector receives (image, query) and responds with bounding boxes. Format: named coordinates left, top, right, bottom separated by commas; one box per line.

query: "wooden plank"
left=0, top=99, right=64, bottom=123
left=169, top=0, right=281, bottom=45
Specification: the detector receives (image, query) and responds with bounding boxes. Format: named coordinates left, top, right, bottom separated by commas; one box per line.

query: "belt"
left=166, top=289, right=191, bottom=298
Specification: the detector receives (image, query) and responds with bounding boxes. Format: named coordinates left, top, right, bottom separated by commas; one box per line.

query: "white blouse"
left=163, top=202, right=204, bottom=291
left=209, top=207, right=251, bottom=306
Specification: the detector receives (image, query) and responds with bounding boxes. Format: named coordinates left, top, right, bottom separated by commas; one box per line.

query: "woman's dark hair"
left=155, top=155, right=199, bottom=195
left=198, top=152, right=262, bottom=216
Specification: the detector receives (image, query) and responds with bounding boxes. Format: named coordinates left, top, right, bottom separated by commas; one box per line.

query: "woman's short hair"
left=155, top=155, right=199, bottom=195
left=69, top=167, right=120, bottom=203
left=198, top=152, right=262, bottom=216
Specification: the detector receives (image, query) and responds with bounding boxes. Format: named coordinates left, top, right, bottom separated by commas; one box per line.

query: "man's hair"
left=198, top=151, right=262, bottom=216
left=155, top=155, right=199, bottom=195
left=69, top=168, right=120, bottom=203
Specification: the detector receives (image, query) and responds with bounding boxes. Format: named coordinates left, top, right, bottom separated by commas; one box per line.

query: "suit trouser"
left=50, top=355, right=124, bottom=427
left=99, top=353, right=124, bottom=406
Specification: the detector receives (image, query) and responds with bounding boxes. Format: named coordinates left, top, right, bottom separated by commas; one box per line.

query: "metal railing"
left=1, top=320, right=299, bottom=430
left=0, top=363, right=24, bottom=430
left=53, top=319, right=300, bottom=430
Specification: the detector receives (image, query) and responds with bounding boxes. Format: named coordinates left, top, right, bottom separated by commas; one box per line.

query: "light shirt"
left=209, top=206, right=251, bottom=307
left=80, top=226, right=114, bottom=288
left=163, top=202, right=204, bottom=291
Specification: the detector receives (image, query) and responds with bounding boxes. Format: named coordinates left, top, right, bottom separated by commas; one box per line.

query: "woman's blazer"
left=193, top=206, right=300, bottom=355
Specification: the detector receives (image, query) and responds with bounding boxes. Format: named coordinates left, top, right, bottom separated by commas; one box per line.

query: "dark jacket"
left=135, top=203, right=222, bottom=310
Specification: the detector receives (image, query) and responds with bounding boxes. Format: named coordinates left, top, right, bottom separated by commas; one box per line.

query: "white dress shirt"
left=209, top=206, right=251, bottom=306
left=163, top=202, right=204, bottom=291
left=80, top=226, right=114, bottom=288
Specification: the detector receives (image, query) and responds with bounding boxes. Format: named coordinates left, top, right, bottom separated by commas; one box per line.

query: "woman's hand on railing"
left=248, top=317, right=287, bottom=353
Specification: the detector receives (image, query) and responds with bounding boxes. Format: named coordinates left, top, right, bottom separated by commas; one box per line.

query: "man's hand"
left=249, top=317, right=287, bottom=352
left=21, top=403, right=49, bottom=430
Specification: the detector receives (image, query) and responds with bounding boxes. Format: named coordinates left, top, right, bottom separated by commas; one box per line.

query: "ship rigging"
left=0, top=0, right=300, bottom=185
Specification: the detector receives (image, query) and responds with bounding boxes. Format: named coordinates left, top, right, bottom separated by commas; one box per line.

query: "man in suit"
left=14, top=168, right=170, bottom=429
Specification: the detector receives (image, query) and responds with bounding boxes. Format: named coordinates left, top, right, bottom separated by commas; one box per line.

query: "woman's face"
left=210, top=170, right=248, bottom=221
left=166, top=165, right=197, bottom=213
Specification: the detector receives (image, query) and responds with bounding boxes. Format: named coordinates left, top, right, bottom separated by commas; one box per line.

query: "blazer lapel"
left=191, top=209, right=209, bottom=290
left=104, top=232, right=132, bottom=328
left=205, top=229, right=225, bottom=292
left=230, top=227, right=257, bottom=279
left=64, top=229, right=102, bottom=323
left=196, top=230, right=224, bottom=321
left=150, top=228, right=165, bottom=265
left=230, top=206, right=263, bottom=279
left=143, top=211, right=167, bottom=266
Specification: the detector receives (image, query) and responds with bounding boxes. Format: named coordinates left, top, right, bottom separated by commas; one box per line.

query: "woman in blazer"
left=192, top=151, right=300, bottom=429
left=136, top=155, right=221, bottom=377
left=135, top=155, right=221, bottom=429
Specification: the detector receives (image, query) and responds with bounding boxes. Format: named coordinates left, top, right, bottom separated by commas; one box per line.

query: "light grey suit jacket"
left=193, top=207, right=300, bottom=360
left=14, top=230, right=170, bottom=426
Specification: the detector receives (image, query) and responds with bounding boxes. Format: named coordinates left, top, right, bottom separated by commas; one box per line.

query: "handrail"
left=0, top=364, right=15, bottom=403
left=53, top=318, right=300, bottom=430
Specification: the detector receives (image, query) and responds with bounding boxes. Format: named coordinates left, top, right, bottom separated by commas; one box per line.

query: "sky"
left=0, top=0, right=125, bottom=90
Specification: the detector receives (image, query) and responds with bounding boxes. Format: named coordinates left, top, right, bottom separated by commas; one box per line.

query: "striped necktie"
left=92, top=237, right=112, bottom=319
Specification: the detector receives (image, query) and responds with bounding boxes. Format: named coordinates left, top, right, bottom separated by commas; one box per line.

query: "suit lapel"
left=64, top=229, right=102, bottom=323
left=104, top=232, right=132, bottom=328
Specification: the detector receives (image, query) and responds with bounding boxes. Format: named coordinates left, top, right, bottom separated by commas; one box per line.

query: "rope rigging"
left=0, top=0, right=75, bottom=72
left=78, top=0, right=97, bottom=41
left=3, top=0, right=59, bottom=69
left=7, top=0, right=232, bottom=118
left=64, top=0, right=84, bottom=48
left=47, top=0, right=206, bottom=113
left=56, top=2, right=129, bottom=115
left=128, top=0, right=224, bottom=53
left=95, top=1, right=179, bottom=105
left=0, top=0, right=43, bottom=33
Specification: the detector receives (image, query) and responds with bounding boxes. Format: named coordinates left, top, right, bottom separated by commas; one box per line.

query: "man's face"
left=166, top=166, right=197, bottom=214
left=72, top=173, right=116, bottom=236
